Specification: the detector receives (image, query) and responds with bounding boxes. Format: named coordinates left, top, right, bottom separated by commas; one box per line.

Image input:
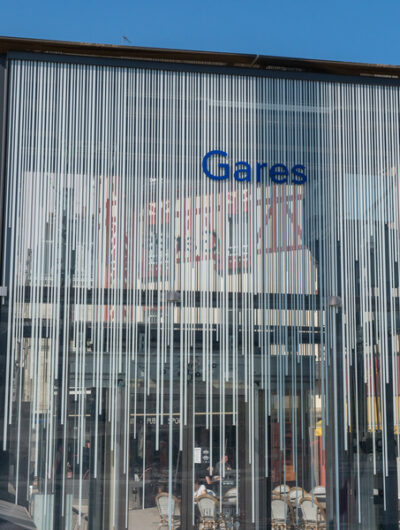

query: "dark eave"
left=0, top=35, right=399, bottom=79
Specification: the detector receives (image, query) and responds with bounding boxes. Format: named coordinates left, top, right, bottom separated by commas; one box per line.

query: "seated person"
left=194, top=480, right=216, bottom=498
left=206, top=455, right=232, bottom=484
left=215, top=455, right=232, bottom=477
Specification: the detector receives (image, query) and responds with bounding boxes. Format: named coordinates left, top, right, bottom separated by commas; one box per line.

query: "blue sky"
left=1, top=0, right=399, bottom=65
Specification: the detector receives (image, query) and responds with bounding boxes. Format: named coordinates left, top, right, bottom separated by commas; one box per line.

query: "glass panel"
left=0, top=58, right=399, bottom=528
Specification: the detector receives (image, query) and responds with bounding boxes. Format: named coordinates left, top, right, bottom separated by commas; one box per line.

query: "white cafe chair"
left=272, top=484, right=290, bottom=496
left=289, top=486, right=308, bottom=506
left=300, top=496, right=326, bottom=530
left=155, top=492, right=181, bottom=529
left=196, top=493, right=220, bottom=529
left=312, top=485, right=326, bottom=509
left=271, top=495, right=294, bottom=530
left=221, top=487, right=237, bottom=524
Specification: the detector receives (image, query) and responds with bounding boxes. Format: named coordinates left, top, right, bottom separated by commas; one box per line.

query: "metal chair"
left=196, top=493, right=220, bottom=529
left=221, top=487, right=237, bottom=526
left=271, top=494, right=294, bottom=530
left=273, top=484, right=290, bottom=496
left=312, top=485, right=326, bottom=508
left=288, top=487, right=308, bottom=526
left=155, top=492, right=181, bottom=529
left=300, top=496, right=326, bottom=530
left=289, top=486, right=308, bottom=504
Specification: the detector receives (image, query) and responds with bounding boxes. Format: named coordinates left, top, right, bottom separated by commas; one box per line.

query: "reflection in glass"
left=0, top=59, right=399, bottom=528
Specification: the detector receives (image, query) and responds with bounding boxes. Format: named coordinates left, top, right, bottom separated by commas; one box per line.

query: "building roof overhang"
left=0, top=35, right=399, bottom=80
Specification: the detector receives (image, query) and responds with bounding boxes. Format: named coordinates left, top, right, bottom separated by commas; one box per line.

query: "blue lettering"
left=270, top=164, right=289, bottom=184
left=202, top=153, right=307, bottom=185
left=291, top=164, right=307, bottom=184
left=202, top=150, right=229, bottom=181
left=234, top=161, right=251, bottom=182
left=256, top=163, right=268, bottom=182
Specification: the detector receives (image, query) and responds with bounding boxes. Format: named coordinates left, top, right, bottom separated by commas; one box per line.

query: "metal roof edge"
left=0, top=35, right=399, bottom=79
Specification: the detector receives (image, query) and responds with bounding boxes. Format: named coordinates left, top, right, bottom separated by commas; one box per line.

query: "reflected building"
left=0, top=37, right=399, bottom=529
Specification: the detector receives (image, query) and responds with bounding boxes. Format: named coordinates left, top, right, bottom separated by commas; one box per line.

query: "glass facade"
left=1, top=56, right=400, bottom=528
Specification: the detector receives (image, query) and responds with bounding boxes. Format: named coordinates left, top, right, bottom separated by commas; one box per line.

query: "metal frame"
left=5, top=49, right=400, bottom=88
left=0, top=54, right=7, bottom=277
left=0, top=53, right=8, bottom=502
left=0, top=35, right=399, bottom=79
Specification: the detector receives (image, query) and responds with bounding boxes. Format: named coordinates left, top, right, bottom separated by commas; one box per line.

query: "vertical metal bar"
left=0, top=53, right=9, bottom=500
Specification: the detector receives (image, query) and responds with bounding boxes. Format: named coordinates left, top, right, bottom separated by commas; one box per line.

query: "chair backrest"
left=300, top=497, right=325, bottom=523
left=312, top=485, right=326, bottom=496
left=197, top=493, right=219, bottom=520
left=300, top=498, right=318, bottom=522
left=271, top=497, right=287, bottom=521
left=273, top=484, right=290, bottom=495
left=223, top=487, right=237, bottom=504
left=289, top=487, right=307, bottom=504
left=156, top=493, right=179, bottom=519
